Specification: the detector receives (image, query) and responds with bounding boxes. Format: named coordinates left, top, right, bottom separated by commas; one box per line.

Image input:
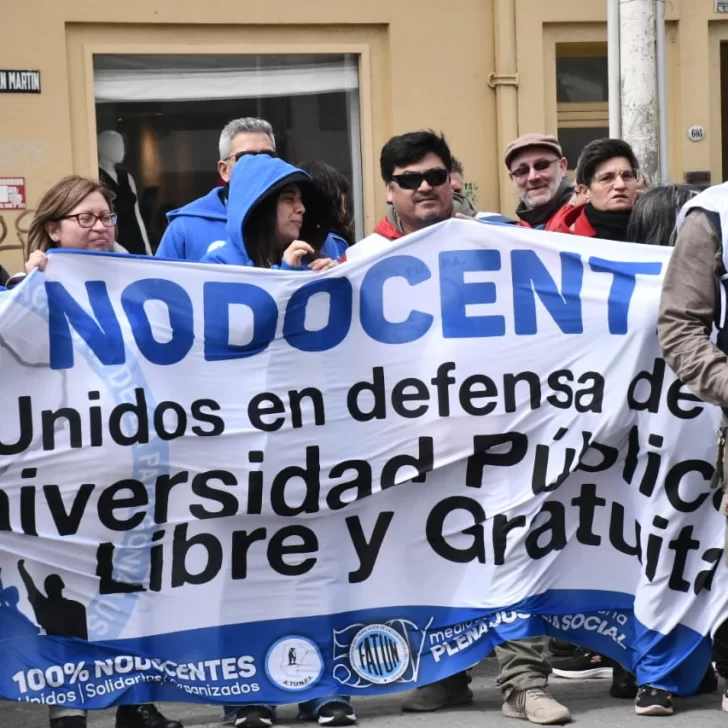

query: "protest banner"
left=0, top=219, right=725, bottom=711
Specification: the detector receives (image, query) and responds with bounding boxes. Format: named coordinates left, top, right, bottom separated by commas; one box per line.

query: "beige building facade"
left=0, top=0, right=725, bottom=272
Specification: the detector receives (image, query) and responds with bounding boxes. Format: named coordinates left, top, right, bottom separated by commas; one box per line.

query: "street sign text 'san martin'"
left=0, top=70, right=41, bottom=94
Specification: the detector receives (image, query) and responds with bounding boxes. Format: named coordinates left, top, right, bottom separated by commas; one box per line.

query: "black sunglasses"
left=226, top=150, right=278, bottom=162
left=391, top=168, right=449, bottom=190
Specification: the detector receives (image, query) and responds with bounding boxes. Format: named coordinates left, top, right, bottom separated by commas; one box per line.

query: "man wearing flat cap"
left=504, top=133, right=575, bottom=229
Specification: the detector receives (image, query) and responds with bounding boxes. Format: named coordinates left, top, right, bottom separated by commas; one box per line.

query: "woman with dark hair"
left=204, top=154, right=341, bottom=272
left=299, top=160, right=354, bottom=249
left=546, top=137, right=640, bottom=241
left=202, top=154, right=354, bottom=728
left=626, top=184, right=700, bottom=246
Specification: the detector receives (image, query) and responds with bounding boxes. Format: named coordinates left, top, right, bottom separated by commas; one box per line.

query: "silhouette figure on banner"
left=288, top=647, right=297, bottom=666
left=0, top=568, right=20, bottom=609
left=0, top=566, right=39, bottom=636
left=18, top=560, right=88, bottom=639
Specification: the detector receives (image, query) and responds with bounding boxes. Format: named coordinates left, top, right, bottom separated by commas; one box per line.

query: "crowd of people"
left=3, top=116, right=728, bottom=728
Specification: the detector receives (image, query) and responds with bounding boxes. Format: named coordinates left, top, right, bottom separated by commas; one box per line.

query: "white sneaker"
left=502, top=688, right=572, bottom=725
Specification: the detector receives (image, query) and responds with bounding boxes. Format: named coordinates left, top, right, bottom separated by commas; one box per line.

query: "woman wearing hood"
left=202, top=155, right=354, bottom=728
left=202, top=154, right=342, bottom=271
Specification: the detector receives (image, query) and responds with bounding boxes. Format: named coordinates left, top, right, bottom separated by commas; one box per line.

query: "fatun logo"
left=348, top=624, right=410, bottom=685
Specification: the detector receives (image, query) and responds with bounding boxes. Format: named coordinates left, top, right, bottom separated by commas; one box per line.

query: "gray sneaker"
left=401, top=671, right=473, bottom=712
left=502, top=688, right=572, bottom=725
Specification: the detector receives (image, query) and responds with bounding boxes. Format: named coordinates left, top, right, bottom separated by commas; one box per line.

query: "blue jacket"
left=203, top=154, right=342, bottom=268
left=327, top=232, right=349, bottom=259
left=156, top=187, right=228, bottom=261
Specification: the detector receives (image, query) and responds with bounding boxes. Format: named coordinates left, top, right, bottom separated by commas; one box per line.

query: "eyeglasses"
left=593, top=169, right=638, bottom=186
left=510, top=158, right=561, bottom=180
left=225, top=150, right=278, bottom=163
left=62, top=212, right=117, bottom=228
left=390, top=168, right=449, bottom=190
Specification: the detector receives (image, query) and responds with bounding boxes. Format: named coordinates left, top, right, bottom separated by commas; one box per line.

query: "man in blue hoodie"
left=156, top=117, right=277, bottom=261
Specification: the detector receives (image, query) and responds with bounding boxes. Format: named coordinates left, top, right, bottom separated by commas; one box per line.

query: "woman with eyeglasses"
left=546, top=138, right=640, bottom=241
left=22, top=175, right=126, bottom=275
left=12, top=176, right=183, bottom=728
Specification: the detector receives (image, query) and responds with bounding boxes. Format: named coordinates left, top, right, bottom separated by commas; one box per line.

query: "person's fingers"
left=291, top=240, right=315, bottom=254
left=288, top=249, right=308, bottom=265
left=25, top=252, right=46, bottom=272
left=309, top=258, right=335, bottom=271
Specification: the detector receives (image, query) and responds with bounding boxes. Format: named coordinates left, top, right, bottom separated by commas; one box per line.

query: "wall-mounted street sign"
left=0, top=70, right=41, bottom=94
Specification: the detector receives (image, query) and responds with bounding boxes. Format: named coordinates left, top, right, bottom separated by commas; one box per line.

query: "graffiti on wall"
left=0, top=209, right=34, bottom=256
left=0, top=139, right=50, bottom=265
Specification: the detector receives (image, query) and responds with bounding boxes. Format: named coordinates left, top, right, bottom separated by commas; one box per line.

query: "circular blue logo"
left=265, top=636, right=323, bottom=692
left=348, top=624, right=410, bottom=685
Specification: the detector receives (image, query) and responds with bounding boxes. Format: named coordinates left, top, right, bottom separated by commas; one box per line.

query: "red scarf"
left=373, top=216, right=404, bottom=241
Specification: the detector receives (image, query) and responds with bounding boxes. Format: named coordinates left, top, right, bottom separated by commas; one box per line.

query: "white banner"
left=0, top=219, right=725, bottom=710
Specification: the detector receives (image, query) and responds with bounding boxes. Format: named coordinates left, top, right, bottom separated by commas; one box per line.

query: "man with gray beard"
left=505, top=134, right=575, bottom=229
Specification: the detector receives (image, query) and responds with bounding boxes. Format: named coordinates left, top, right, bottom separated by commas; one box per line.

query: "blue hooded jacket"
left=156, top=187, right=228, bottom=262
left=203, top=154, right=343, bottom=268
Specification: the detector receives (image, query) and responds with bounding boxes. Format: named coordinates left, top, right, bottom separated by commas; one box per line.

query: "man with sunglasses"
left=344, top=130, right=478, bottom=261
left=355, top=131, right=571, bottom=725
left=156, top=117, right=277, bottom=261
left=504, top=133, right=574, bottom=229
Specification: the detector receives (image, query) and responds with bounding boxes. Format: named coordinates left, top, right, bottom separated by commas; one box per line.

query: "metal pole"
left=656, top=0, right=669, bottom=182
left=493, top=0, right=519, bottom=214
left=608, top=0, right=621, bottom=138
left=620, top=0, right=659, bottom=179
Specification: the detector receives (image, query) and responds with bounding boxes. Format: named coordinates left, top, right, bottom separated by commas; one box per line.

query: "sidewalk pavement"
left=2, top=659, right=725, bottom=728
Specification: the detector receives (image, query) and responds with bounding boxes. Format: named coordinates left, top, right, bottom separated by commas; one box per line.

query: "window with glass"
left=555, top=43, right=609, bottom=170
left=93, top=53, right=363, bottom=251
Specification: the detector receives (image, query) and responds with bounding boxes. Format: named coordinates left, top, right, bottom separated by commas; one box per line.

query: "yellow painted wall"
left=514, top=0, right=727, bottom=194
left=3, top=0, right=728, bottom=274
left=0, top=0, right=497, bottom=272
